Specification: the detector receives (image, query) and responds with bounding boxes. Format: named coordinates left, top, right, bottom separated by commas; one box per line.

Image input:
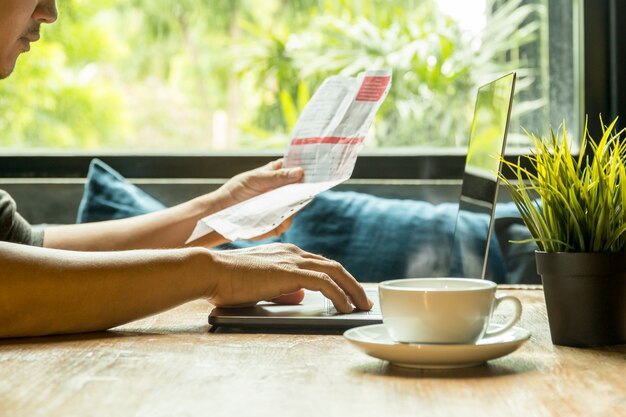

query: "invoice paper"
left=187, top=69, right=391, bottom=243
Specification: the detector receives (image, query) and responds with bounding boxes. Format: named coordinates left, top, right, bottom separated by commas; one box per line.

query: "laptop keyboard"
left=325, top=289, right=381, bottom=316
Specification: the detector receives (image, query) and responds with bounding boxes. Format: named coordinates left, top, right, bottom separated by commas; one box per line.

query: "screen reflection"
left=449, top=73, right=516, bottom=279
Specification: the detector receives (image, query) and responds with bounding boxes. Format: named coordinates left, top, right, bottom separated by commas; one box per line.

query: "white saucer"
left=343, top=324, right=530, bottom=369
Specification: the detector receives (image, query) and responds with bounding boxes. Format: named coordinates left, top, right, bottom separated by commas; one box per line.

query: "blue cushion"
left=222, top=191, right=513, bottom=282
left=76, top=159, right=166, bottom=223
left=276, top=192, right=507, bottom=283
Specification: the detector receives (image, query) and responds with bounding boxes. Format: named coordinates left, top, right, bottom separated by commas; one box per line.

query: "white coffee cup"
left=378, top=278, right=522, bottom=344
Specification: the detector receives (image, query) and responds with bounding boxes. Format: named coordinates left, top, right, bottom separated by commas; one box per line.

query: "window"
left=0, top=0, right=580, bottom=155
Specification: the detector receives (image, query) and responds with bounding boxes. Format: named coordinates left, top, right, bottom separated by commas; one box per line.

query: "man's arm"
left=0, top=241, right=373, bottom=338
left=43, top=192, right=230, bottom=250
left=0, top=242, right=209, bottom=337
left=43, top=159, right=303, bottom=251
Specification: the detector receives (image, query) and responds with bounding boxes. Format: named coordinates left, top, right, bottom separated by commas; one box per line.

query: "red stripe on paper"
left=355, top=75, right=391, bottom=102
left=290, top=136, right=365, bottom=146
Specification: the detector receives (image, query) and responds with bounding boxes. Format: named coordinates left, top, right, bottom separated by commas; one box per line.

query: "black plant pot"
left=535, top=251, right=626, bottom=347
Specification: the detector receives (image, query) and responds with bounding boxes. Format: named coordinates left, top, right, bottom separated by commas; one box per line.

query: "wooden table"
left=1, top=287, right=625, bottom=417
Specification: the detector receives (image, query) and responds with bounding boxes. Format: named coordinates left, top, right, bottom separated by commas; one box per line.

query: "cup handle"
left=483, top=293, right=523, bottom=338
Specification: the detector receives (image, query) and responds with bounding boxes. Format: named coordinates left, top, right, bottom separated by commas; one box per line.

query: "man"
left=0, top=0, right=372, bottom=338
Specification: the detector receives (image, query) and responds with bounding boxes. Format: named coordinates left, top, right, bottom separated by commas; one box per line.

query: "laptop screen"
left=449, top=72, right=516, bottom=279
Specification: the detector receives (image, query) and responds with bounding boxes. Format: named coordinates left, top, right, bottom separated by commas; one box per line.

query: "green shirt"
left=0, top=189, right=44, bottom=246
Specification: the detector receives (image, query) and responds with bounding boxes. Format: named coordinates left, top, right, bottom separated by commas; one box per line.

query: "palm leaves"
left=235, top=0, right=542, bottom=148
left=500, top=118, right=626, bottom=253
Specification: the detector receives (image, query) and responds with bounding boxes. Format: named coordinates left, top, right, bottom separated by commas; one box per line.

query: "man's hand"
left=214, top=159, right=304, bottom=211
left=205, top=243, right=373, bottom=313
left=199, top=158, right=304, bottom=242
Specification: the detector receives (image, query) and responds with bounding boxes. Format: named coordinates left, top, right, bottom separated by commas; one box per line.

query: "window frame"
left=583, top=0, right=626, bottom=140
left=0, top=0, right=621, bottom=182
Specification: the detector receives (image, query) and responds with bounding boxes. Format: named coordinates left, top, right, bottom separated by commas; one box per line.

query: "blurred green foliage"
left=0, top=0, right=544, bottom=150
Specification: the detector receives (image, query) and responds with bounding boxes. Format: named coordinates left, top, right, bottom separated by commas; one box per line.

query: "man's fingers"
left=266, top=243, right=371, bottom=310
left=276, top=167, right=304, bottom=181
left=249, top=166, right=303, bottom=188
left=296, top=271, right=353, bottom=313
left=296, top=255, right=372, bottom=311
left=269, top=289, right=305, bottom=305
left=298, top=250, right=329, bottom=261
left=274, top=216, right=294, bottom=235
left=259, top=158, right=303, bottom=180
left=264, top=158, right=284, bottom=170
left=214, top=243, right=368, bottom=313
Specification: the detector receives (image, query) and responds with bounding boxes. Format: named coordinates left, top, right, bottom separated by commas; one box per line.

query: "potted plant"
left=500, top=117, right=626, bottom=347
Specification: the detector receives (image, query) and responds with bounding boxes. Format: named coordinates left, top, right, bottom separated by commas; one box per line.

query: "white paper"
left=187, top=69, right=391, bottom=243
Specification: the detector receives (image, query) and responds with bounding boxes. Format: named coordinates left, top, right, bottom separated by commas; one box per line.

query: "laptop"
left=209, top=72, right=516, bottom=332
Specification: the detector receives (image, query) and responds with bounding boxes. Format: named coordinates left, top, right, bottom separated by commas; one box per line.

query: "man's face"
left=0, top=0, right=57, bottom=79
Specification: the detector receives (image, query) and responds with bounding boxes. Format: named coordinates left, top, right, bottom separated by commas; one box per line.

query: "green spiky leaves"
left=500, top=117, right=626, bottom=253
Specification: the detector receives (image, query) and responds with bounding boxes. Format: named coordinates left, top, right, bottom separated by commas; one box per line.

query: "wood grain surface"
left=1, top=287, right=624, bottom=417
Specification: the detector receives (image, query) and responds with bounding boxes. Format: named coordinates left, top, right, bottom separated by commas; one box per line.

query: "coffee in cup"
left=378, top=278, right=522, bottom=344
